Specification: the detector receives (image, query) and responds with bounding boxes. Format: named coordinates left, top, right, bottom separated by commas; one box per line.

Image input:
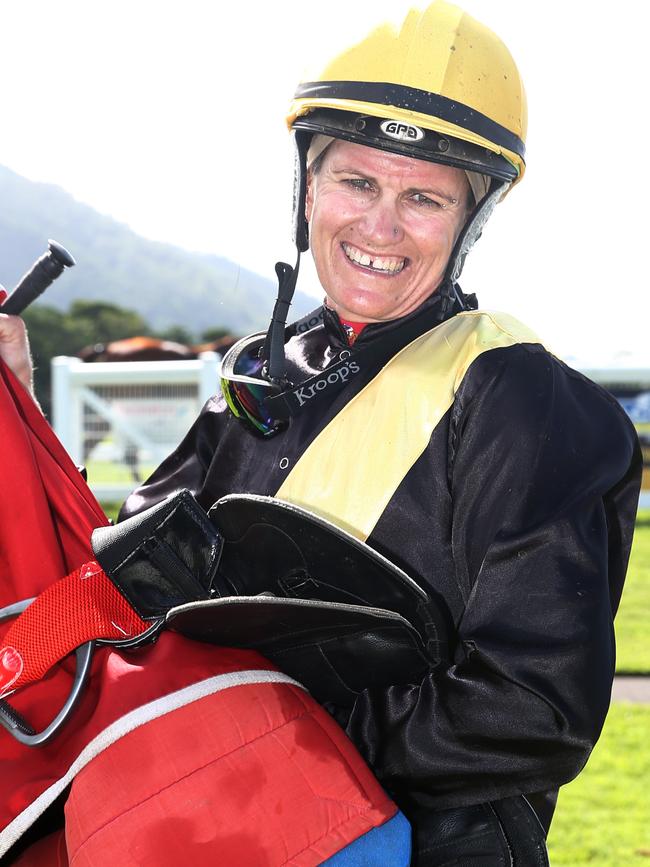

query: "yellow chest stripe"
left=275, top=311, right=542, bottom=541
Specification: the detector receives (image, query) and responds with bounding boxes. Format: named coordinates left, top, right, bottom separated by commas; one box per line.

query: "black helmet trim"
left=295, top=80, right=525, bottom=163
left=293, top=109, right=517, bottom=184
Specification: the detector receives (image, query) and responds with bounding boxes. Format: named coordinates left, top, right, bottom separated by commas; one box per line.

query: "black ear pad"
left=292, top=130, right=311, bottom=253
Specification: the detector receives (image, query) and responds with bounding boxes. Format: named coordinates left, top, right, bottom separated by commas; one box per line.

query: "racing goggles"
left=220, top=260, right=322, bottom=438
left=220, top=332, right=288, bottom=438
left=221, top=291, right=453, bottom=439
left=220, top=305, right=372, bottom=438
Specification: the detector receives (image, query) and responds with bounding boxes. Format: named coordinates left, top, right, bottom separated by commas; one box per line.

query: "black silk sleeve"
left=342, top=344, right=641, bottom=809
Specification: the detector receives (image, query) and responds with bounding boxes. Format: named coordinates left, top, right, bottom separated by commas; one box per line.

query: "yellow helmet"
left=287, top=1, right=526, bottom=256
left=261, top=2, right=527, bottom=384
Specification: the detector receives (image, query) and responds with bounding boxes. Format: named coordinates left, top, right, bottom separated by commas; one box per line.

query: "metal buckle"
left=0, top=598, right=94, bottom=746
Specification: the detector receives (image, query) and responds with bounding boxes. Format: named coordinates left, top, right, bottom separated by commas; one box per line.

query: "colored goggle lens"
left=220, top=348, right=288, bottom=437
left=221, top=376, right=283, bottom=436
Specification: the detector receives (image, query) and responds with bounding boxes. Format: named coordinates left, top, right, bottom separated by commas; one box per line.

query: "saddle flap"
left=167, top=596, right=431, bottom=706
left=208, top=495, right=441, bottom=653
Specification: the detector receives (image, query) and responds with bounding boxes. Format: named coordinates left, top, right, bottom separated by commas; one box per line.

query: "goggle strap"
left=264, top=350, right=365, bottom=421
left=287, top=306, right=325, bottom=338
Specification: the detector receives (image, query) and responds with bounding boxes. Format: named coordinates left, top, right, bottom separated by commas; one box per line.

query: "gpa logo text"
left=380, top=120, right=425, bottom=142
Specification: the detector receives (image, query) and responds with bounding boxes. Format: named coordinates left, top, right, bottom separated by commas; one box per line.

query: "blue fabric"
left=322, top=810, right=411, bottom=866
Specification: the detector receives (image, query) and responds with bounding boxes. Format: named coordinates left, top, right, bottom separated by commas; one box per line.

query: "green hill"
left=0, top=165, right=313, bottom=334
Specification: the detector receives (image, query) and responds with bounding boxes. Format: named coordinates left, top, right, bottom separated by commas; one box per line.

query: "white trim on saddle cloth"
left=0, top=669, right=305, bottom=858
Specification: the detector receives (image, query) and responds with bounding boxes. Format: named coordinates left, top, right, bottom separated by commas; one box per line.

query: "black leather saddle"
left=93, top=491, right=445, bottom=707
left=175, top=494, right=443, bottom=706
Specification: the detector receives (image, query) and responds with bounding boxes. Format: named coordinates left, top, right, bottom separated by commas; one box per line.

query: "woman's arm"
left=341, top=346, right=641, bottom=809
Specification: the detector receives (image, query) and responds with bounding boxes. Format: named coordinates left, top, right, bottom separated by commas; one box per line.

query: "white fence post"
left=52, top=356, right=83, bottom=464
left=198, top=351, right=221, bottom=405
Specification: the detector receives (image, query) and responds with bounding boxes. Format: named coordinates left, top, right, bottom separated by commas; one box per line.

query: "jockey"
left=0, top=2, right=641, bottom=865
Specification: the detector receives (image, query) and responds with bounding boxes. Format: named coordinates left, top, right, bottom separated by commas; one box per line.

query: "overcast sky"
left=1, top=0, right=647, bottom=364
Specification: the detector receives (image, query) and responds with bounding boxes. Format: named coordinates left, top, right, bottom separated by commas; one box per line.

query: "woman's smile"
left=340, top=242, right=407, bottom=275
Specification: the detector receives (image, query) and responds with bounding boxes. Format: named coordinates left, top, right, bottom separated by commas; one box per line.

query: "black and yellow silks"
left=122, top=295, right=640, bottom=830
left=277, top=311, right=541, bottom=540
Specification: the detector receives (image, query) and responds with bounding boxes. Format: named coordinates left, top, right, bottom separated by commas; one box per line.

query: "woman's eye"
left=344, top=178, right=373, bottom=192
left=411, top=193, right=440, bottom=208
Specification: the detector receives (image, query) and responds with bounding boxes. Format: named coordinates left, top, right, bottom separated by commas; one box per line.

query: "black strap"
left=295, top=80, right=525, bottom=161
left=285, top=305, right=326, bottom=339
left=261, top=251, right=302, bottom=383
left=490, top=796, right=550, bottom=866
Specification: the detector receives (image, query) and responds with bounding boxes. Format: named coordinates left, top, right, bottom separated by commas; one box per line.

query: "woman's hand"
left=0, top=287, right=35, bottom=394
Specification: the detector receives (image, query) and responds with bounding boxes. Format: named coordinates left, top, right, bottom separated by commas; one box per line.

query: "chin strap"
left=261, top=132, right=311, bottom=384
left=260, top=249, right=302, bottom=384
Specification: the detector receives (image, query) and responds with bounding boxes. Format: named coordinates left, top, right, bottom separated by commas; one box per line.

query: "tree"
left=158, top=325, right=195, bottom=345
left=200, top=326, right=232, bottom=342
left=23, top=305, right=79, bottom=417
left=66, top=301, right=150, bottom=348
left=23, top=301, right=151, bottom=416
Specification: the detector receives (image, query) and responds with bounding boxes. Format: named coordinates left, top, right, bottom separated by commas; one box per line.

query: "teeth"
left=343, top=243, right=405, bottom=274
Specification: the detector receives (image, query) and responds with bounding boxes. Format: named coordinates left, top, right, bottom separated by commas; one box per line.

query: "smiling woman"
left=114, top=2, right=642, bottom=864
left=306, top=140, right=471, bottom=321
left=0, top=1, right=642, bottom=865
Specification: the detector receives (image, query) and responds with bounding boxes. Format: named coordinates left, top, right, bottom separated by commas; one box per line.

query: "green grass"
left=615, top=510, right=650, bottom=673
left=548, top=703, right=650, bottom=865
left=87, top=458, right=158, bottom=486
left=101, top=502, right=123, bottom=523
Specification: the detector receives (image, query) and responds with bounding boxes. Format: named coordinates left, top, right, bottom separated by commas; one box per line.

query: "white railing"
left=51, top=354, right=650, bottom=510
left=51, top=353, right=220, bottom=503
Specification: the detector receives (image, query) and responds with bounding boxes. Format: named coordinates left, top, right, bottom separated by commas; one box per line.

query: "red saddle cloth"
left=0, top=360, right=396, bottom=865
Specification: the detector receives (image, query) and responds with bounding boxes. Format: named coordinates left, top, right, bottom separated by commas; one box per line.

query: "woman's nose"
left=358, top=195, right=404, bottom=245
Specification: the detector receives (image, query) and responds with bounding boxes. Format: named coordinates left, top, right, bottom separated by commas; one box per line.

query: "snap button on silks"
left=279, top=457, right=289, bottom=470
